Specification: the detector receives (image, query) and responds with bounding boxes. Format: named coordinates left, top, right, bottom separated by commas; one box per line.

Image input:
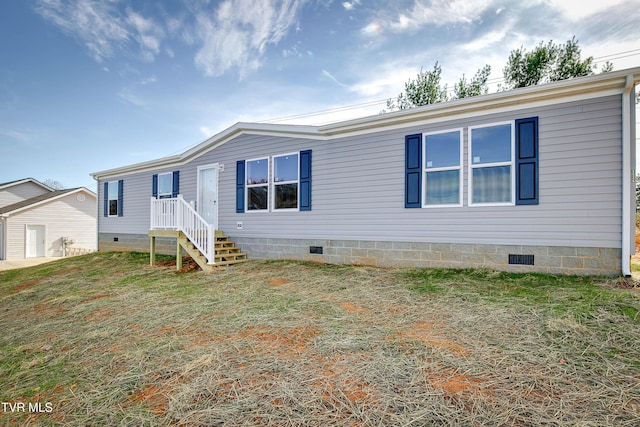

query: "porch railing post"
left=150, top=197, right=155, bottom=229
left=177, top=195, right=183, bottom=230
left=208, top=224, right=214, bottom=265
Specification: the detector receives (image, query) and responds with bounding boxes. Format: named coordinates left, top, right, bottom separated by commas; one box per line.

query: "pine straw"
left=1, top=253, right=639, bottom=426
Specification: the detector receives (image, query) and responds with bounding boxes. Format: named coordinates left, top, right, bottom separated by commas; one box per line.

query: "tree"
left=454, top=65, right=491, bottom=99
left=44, top=179, right=64, bottom=190
left=502, top=36, right=595, bottom=89
left=384, top=62, right=491, bottom=112
left=385, top=62, right=448, bottom=111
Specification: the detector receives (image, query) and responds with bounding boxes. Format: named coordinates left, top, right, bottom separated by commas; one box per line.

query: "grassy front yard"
left=1, top=252, right=639, bottom=426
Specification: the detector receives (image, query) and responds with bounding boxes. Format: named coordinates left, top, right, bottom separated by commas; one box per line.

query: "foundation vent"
left=310, top=246, right=323, bottom=255
left=508, top=254, right=534, bottom=265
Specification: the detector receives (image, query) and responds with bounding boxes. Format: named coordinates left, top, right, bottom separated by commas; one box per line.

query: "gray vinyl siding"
left=98, top=94, right=623, bottom=250
left=0, top=182, right=51, bottom=208
left=5, top=193, right=96, bottom=259
left=0, top=219, right=4, bottom=260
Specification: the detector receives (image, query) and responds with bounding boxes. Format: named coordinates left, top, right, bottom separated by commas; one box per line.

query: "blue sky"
left=1, top=0, right=639, bottom=191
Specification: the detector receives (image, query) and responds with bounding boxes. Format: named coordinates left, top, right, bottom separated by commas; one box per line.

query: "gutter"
left=621, top=75, right=634, bottom=277
left=93, top=175, right=100, bottom=253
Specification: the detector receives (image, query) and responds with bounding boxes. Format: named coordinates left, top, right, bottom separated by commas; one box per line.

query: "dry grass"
left=1, top=252, right=639, bottom=426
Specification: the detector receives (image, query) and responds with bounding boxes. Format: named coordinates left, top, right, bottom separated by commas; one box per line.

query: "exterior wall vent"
left=509, top=254, right=534, bottom=265
left=310, top=246, right=323, bottom=254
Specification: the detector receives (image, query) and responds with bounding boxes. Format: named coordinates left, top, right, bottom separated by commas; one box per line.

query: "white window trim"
left=157, top=172, right=173, bottom=199
left=245, top=156, right=270, bottom=213
left=468, top=121, right=515, bottom=207
left=422, top=128, right=463, bottom=208
left=272, top=151, right=300, bottom=212
left=107, top=181, right=119, bottom=217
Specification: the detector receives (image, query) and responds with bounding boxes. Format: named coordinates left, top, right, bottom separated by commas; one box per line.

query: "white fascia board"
left=0, top=178, right=55, bottom=192
left=91, top=122, right=323, bottom=179
left=90, top=67, right=640, bottom=180
left=319, top=67, right=640, bottom=137
left=2, top=188, right=96, bottom=217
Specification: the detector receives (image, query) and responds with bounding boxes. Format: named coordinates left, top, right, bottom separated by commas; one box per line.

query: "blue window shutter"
left=152, top=174, right=158, bottom=198
left=405, top=134, right=422, bottom=208
left=103, top=182, right=108, bottom=217
left=117, top=180, right=124, bottom=217
left=300, top=149, right=312, bottom=211
left=172, top=171, right=180, bottom=198
left=515, top=117, right=539, bottom=205
left=236, top=160, right=245, bottom=213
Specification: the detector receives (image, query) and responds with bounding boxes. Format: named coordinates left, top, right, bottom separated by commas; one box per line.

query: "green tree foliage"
left=454, top=65, right=492, bottom=99
left=385, top=62, right=449, bottom=111
left=502, top=36, right=595, bottom=89
left=385, top=62, right=491, bottom=112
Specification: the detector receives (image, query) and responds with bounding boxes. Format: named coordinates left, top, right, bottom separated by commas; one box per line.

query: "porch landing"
left=149, top=229, right=248, bottom=271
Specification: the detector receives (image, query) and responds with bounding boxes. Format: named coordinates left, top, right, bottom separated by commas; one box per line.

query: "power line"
left=264, top=49, right=640, bottom=124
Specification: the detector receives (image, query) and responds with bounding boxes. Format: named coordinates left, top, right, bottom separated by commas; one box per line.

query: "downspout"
left=621, top=75, right=634, bottom=277
left=93, top=175, right=100, bottom=253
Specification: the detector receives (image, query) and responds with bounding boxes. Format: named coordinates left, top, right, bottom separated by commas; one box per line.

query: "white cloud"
left=35, top=0, right=164, bottom=62
left=343, top=1, right=360, bottom=11
left=386, top=0, right=492, bottom=33
left=193, top=0, right=304, bottom=78
left=541, top=0, right=628, bottom=20
left=199, top=126, right=214, bottom=138
left=322, top=70, right=349, bottom=88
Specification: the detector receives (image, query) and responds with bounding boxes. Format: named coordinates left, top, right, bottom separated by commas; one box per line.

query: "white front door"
left=26, top=225, right=46, bottom=258
left=197, top=165, right=219, bottom=229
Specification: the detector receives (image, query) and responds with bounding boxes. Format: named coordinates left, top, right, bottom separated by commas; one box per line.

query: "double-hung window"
left=107, top=181, right=120, bottom=216
left=273, top=153, right=299, bottom=210
left=423, top=129, right=463, bottom=207
left=469, top=122, right=514, bottom=205
left=246, top=157, right=269, bottom=211
left=157, top=173, right=173, bottom=199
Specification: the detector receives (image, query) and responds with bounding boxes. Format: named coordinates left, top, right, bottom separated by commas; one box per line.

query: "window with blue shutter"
left=153, top=172, right=179, bottom=199
left=152, top=174, right=158, bottom=198
left=300, top=150, right=312, bottom=211
left=172, top=171, right=180, bottom=198
left=236, top=160, right=245, bottom=213
left=117, top=180, right=123, bottom=217
left=515, top=117, right=539, bottom=205
left=405, top=134, right=422, bottom=208
left=105, top=180, right=122, bottom=217
left=103, top=182, right=108, bottom=217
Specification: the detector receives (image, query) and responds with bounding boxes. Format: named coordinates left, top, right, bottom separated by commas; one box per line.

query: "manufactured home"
left=0, top=179, right=96, bottom=260
left=91, top=67, right=639, bottom=275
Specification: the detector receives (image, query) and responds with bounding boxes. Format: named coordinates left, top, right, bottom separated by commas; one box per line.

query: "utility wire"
left=263, top=49, right=640, bottom=124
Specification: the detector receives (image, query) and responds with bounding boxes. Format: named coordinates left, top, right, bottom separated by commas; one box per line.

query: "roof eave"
left=91, top=122, right=322, bottom=179
left=319, top=68, right=640, bottom=135
left=0, top=188, right=96, bottom=216
left=90, top=66, right=640, bottom=179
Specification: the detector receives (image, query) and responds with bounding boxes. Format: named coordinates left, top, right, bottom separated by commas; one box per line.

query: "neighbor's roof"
left=0, top=187, right=96, bottom=216
left=91, top=66, right=640, bottom=179
left=0, top=178, right=54, bottom=192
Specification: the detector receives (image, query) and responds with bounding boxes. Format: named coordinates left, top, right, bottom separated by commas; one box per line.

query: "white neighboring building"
left=0, top=179, right=96, bottom=260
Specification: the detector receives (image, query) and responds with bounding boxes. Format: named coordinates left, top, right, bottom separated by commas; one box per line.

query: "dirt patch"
left=268, top=278, right=288, bottom=286
left=234, top=325, right=320, bottom=358
left=33, top=303, right=69, bottom=317
left=428, top=368, right=483, bottom=395
left=339, top=302, right=369, bottom=313
left=83, top=307, right=114, bottom=321
left=12, top=278, right=46, bottom=293
left=79, top=294, right=110, bottom=304
left=401, top=321, right=470, bottom=357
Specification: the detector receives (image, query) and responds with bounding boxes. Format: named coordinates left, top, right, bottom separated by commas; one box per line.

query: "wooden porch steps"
left=213, top=234, right=248, bottom=265
left=150, top=229, right=247, bottom=271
